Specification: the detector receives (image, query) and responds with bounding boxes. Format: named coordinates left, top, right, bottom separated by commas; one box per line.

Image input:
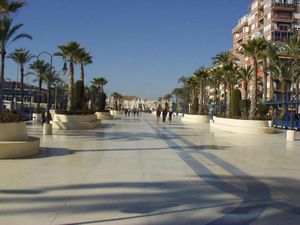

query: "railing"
left=272, top=2, right=296, bottom=9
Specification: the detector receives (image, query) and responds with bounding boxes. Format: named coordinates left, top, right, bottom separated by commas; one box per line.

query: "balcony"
left=271, top=2, right=296, bottom=11
left=273, top=16, right=295, bottom=22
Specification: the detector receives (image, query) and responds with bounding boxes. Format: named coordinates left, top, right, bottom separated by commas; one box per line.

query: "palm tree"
left=194, top=67, right=209, bottom=114
left=185, top=75, right=200, bottom=114
left=163, top=93, right=173, bottom=108
left=7, top=48, right=34, bottom=112
left=241, top=37, right=267, bottom=119
left=260, top=39, right=278, bottom=102
left=30, top=60, right=51, bottom=107
left=75, top=48, right=92, bottom=84
left=279, top=36, right=300, bottom=103
left=111, top=92, right=123, bottom=110
left=208, top=67, right=224, bottom=114
left=269, top=59, right=294, bottom=103
left=42, top=68, right=63, bottom=111
left=91, top=77, right=108, bottom=93
left=0, top=17, right=32, bottom=110
left=0, top=0, right=25, bottom=18
left=0, top=18, right=32, bottom=83
left=237, top=66, right=253, bottom=100
left=212, top=51, right=237, bottom=117
left=55, top=41, right=81, bottom=111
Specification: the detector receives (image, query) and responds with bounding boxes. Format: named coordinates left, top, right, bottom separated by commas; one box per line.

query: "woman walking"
left=156, top=105, right=162, bottom=122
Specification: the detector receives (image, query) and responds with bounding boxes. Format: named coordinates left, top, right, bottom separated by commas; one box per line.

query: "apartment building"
left=232, top=0, right=300, bottom=100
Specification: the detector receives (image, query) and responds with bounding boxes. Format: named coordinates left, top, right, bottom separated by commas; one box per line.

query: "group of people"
left=124, top=108, right=140, bottom=117
left=156, top=103, right=173, bottom=123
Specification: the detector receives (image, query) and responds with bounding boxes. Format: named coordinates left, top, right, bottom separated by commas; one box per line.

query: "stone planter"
left=181, top=114, right=209, bottom=123
left=0, top=122, right=40, bottom=159
left=110, top=110, right=123, bottom=116
left=52, top=114, right=100, bottom=130
left=287, top=130, right=295, bottom=141
left=210, top=117, right=275, bottom=134
left=95, top=111, right=113, bottom=120
left=43, top=123, right=52, bottom=135
left=32, top=113, right=42, bottom=124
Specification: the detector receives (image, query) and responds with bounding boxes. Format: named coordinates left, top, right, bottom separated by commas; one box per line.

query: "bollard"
left=43, top=123, right=52, bottom=135
left=286, top=130, right=295, bottom=141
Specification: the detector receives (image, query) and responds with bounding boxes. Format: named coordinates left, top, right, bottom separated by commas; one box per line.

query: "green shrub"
left=239, top=99, right=251, bottom=118
left=74, top=80, right=85, bottom=110
left=231, top=89, right=241, bottom=117
left=0, top=111, right=22, bottom=123
left=257, top=103, right=269, bottom=118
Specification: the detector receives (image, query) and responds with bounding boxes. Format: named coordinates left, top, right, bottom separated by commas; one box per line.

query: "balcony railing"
left=272, top=2, right=296, bottom=9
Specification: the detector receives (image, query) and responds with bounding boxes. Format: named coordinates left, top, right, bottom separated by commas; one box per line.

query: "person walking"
left=162, top=102, right=168, bottom=123
left=168, top=109, right=173, bottom=123
left=156, top=105, right=162, bottom=122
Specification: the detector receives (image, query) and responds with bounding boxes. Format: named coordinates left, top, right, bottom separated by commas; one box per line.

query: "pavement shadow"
left=1, top=177, right=300, bottom=225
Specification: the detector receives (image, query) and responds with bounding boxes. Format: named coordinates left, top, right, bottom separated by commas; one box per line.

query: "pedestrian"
left=162, top=102, right=168, bottom=123
left=156, top=105, right=162, bottom=122
left=124, top=108, right=128, bottom=116
left=162, top=108, right=168, bottom=123
left=168, top=110, right=173, bottom=123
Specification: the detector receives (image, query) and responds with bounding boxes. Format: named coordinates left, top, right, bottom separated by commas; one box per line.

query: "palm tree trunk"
left=198, top=82, right=203, bottom=114
left=269, top=73, right=274, bottom=101
left=223, top=82, right=227, bottom=116
left=80, top=63, right=84, bottom=84
left=263, top=59, right=267, bottom=102
left=67, top=61, right=74, bottom=111
left=0, top=49, right=6, bottom=111
left=296, top=79, right=299, bottom=113
left=214, top=83, right=217, bottom=114
left=38, top=76, right=42, bottom=108
left=20, top=66, right=24, bottom=113
left=250, top=58, right=258, bottom=119
left=244, top=81, right=248, bottom=100
left=282, top=80, right=287, bottom=116
left=226, top=82, right=231, bottom=118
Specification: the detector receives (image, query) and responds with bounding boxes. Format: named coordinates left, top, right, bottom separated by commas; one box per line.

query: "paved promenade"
left=1, top=114, right=300, bottom=225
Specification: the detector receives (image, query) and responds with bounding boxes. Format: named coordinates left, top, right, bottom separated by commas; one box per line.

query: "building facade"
left=232, top=0, right=300, bottom=100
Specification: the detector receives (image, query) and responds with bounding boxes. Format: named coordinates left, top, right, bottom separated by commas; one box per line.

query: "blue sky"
left=6, top=0, right=249, bottom=99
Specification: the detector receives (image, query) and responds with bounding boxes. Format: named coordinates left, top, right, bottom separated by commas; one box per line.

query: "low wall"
left=95, top=112, right=113, bottom=120
left=52, top=114, right=100, bottom=130
left=110, top=110, right=123, bottom=116
left=210, top=117, right=275, bottom=134
left=0, top=122, right=28, bottom=141
left=0, top=137, right=40, bottom=159
left=0, top=122, right=40, bottom=159
left=181, top=114, right=209, bottom=123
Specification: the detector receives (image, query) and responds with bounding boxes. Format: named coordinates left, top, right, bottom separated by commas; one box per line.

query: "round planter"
left=210, top=117, right=275, bottom=134
left=0, top=122, right=40, bottom=159
left=52, top=114, right=100, bottom=130
left=0, top=122, right=28, bottom=141
left=287, top=130, right=295, bottom=141
left=181, top=114, right=209, bottom=123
